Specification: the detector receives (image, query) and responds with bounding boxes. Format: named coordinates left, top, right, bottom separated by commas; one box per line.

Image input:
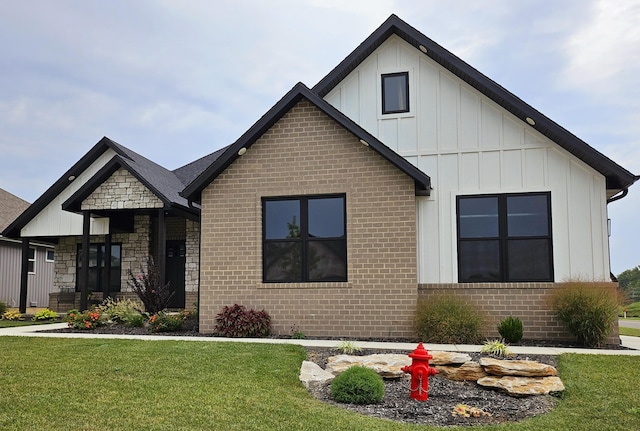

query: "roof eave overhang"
left=181, top=82, right=431, bottom=203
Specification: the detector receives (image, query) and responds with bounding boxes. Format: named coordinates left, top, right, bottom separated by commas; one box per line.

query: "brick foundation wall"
left=199, top=99, right=418, bottom=338
left=418, top=282, right=620, bottom=344
left=48, top=291, right=198, bottom=312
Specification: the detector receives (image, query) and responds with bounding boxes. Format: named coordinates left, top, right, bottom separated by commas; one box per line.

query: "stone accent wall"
left=81, top=168, right=164, bottom=210
left=52, top=215, right=152, bottom=293
left=199, top=99, right=418, bottom=338
left=185, top=219, right=199, bottom=296
left=418, top=282, right=620, bottom=344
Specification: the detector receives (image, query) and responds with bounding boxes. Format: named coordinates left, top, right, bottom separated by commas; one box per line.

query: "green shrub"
left=0, top=301, right=7, bottom=316
left=98, top=297, right=144, bottom=327
left=215, top=304, right=271, bottom=337
left=148, top=311, right=186, bottom=333
left=548, top=282, right=618, bottom=347
left=414, top=295, right=485, bottom=344
left=64, top=308, right=105, bottom=330
left=2, top=310, right=22, bottom=321
left=331, top=366, right=384, bottom=405
left=32, top=309, right=59, bottom=321
left=498, top=316, right=524, bottom=343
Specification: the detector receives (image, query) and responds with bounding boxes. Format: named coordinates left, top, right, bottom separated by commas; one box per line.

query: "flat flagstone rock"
left=429, top=351, right=473, bottom=365
left=326, top=354, right=410, bottom=378
left=479, top=357, right=558, bottom=377
left=299, top=361, right=335, bottom=388
left=477, top=376, right=565, bottom=397
left=435, top=361, right=488, bottom=381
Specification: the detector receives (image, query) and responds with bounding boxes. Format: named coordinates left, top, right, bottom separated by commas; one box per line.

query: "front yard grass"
left=0, top=319, right=61, bottom=328
left=1, top=337, right=639, bottom=430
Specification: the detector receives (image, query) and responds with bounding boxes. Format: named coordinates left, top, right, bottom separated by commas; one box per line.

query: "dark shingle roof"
left=0, top=188, right=30, bottom=233
left=313, top=14, right=638, bottom=192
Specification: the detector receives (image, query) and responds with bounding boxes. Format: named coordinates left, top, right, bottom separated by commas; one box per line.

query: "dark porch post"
left=157, top=209, right=166, bottom=288
left=104, top=233, right=112, bottom=300
left=19, top=239, right=29, bottom=313
left=80, top=211, right=90, bottom=311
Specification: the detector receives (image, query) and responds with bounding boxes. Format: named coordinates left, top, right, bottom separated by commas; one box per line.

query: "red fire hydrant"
left=401, top=342, right=439, bottom=401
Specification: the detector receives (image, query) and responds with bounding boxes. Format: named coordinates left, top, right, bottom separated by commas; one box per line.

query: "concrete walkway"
left=3, top=322, right=640, bottom=356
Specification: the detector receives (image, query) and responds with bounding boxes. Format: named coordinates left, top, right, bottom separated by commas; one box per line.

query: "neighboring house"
left=3, top=15, right=637, bottom=340
left=0, top=188, right=54, bottom=308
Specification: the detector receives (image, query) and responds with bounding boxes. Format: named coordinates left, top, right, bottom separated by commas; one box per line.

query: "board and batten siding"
left=20, top=150, right=115, bottom=238
left=0, top=240, right=54, bottom=307
left=324, top=35, right=610, bottom=283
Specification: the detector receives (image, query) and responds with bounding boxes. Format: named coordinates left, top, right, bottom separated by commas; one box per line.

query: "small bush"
left=32, top=309, right=59, bottom=321
left=148, top=311, right=186, bottom=333
left=64, top=308, right=105, bottom=330
left=334, top=340, right=362, bottom=355
left=331, top=366, right=384, bottom=405
left=414, top=295, right=485, bottom=344
left=215, top=304, right=271, bottom=337
left=2, top=310, right=22, bottom=321
left=498, top=316, right=524, bottom=343
left=127, top=256, right=173, bottom=314
left=0, top=301, right=7, bottom=316
left=548, top=282, right=618, bottom=347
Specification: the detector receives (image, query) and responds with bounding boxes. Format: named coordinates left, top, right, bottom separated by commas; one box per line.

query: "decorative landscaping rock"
left=429, top=351, right=473, bottom=365
left=477, top=376, right=565, bottom=397
left=299, top=361, right=335, bottom=388
left=479, top=357, right=558, bottom=377
left=326, top=354, right=410, bottom=379
left=435, top=362, right=488, bottom=381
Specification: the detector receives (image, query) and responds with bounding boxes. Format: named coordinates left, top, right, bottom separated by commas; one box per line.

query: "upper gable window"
left=382, top=72, right=409, bottom=114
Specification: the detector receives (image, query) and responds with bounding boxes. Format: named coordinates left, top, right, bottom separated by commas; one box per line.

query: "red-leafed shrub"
left=215, top=304, right=271, bottom=338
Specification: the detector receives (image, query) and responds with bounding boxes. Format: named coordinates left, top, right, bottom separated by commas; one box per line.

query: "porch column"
left=157, top=209, right=166, bottom=288
left=19, top=239, right=29, bottom=313
left=80, top=211, right=90, bottom=311
left=104, top=233, right=112, bottom=300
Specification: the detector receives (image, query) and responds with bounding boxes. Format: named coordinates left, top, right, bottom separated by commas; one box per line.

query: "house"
left=3, top=15, right=637, bottom=340
left=0, top=188, right=54, bottom=309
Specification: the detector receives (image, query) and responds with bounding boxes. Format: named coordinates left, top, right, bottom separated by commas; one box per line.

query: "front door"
left=165, top=240, right=186, bottom=309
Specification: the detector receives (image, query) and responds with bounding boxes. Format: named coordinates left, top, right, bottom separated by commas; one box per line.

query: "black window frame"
left=381, top=72, right=410, bottom=114
left=76, top=243, right=122, bottom=292
left=456, top=192, right=554, bottom=283
left=262, top=194, right=347, bottom=283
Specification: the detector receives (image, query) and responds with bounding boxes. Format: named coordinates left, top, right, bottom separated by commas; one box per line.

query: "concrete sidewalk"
left=3, top=322, right=640, bottom=356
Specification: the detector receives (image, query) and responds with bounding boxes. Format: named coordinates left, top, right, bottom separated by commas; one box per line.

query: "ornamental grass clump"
left=331, top=366, right=384, bottom=405
left=414, top=295, right=486, bottom=344
left=98, top=297, right=145, bottom=327
left=548, top=281, right=618, bottom=347
left=498, top=315, right=524, bottom=343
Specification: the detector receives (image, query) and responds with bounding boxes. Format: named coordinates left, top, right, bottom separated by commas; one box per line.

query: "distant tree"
left=617, top=266, right=640, bottom=301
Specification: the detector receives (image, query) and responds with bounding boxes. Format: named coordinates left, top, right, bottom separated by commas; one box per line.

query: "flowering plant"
left=148, top=311, right=186, bottom=333
left=64, top=308, right=105, bottom=330
left=127, top=256, right=173, bottom=314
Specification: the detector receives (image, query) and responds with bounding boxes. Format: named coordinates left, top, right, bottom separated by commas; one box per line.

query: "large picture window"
left=263, top=195, right=347, bottom=282
left=76, top=243, right=122, bottom=292
left=457, top=193, right=553, bottom=282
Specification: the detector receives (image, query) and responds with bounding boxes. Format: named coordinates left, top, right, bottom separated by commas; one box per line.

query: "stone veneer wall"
left=53, top=215, right=152, bottom=293
left=418, top=282, right=620, bottom=344
left=199, top=99, right=418, bottom=338
left=185, top=219, right=199, bottom=297
left=81, top=167, right=164, bottom=210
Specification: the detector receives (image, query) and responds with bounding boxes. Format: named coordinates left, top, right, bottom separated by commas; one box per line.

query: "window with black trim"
left=46, top=249, right=55, bottom=262
left=457, top=192, right=553, bottom=282
left=382, top=72, right=409, bottom=114
left=76, top=243, right=122, bottom=292
left=263, top=195, right=347, bottom=282
left=28, top=248, right=36, bottom=274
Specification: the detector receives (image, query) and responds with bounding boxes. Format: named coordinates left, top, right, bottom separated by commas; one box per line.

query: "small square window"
left=28, top=248, right=36, bottom=274
left=46, top=249, right=55, bottom=262
left=382, top=72, right=409, bottom=114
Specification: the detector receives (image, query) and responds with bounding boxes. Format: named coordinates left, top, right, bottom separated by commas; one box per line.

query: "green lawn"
left=619, top=326, right=640, bottom=337
left=0, top=319, right=61, bottom=328
left=1, top=338, right=639, bottom=430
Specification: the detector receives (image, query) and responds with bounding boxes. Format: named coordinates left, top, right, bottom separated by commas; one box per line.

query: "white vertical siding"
left=20, top=150, right=115, bottom=238
left=325, top=35, right=611, bottom=283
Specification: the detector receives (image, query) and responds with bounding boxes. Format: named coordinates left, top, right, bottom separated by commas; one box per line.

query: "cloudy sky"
left=1, top=0, right=639, bottom=274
